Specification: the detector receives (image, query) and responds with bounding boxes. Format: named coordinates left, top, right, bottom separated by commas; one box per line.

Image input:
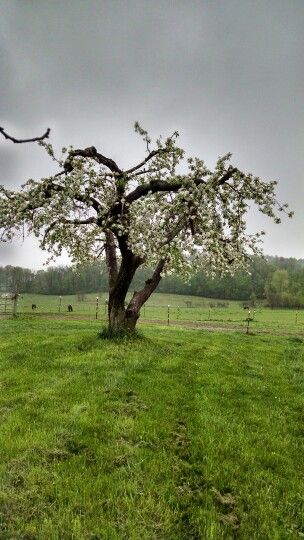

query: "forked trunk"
left=104, top=230, right=165, bottom=336
left=106, top=243, right=141, bottom=334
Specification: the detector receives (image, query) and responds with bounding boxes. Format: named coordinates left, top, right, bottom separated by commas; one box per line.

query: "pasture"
left=17, top=292, right=304, bottom=337
left=0, top=317, right=303, bottom=539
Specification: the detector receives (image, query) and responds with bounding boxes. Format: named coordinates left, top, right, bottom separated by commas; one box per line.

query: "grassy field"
left=16, top=292, right=304, bottom=336
left=0, top=318, right=303, bottom=539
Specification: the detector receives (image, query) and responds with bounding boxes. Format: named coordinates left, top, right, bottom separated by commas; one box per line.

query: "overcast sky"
left=0, top=0, right=303, bottom=269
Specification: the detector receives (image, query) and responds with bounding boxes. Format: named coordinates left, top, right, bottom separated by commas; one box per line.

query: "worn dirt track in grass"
left=141, top=318, right=304, bottom=337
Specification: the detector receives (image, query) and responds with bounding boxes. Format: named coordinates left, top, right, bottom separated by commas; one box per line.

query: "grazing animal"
left=32, top=304, right=37, bottom=310
left=67, top=304, right=73, bottom=312
left=243, top=306, right=249, bottom=310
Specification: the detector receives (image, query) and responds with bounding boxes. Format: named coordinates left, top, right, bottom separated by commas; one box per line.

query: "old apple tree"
left=0, top=124, right=291, bottom=333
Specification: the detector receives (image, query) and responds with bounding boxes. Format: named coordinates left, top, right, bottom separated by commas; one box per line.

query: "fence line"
left=7, top=296, right=303, bottom=335
left=0, top=293, right=18, bottom=317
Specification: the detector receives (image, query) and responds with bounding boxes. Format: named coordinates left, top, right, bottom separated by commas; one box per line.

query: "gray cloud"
left=1, top=0, right=303, bottom=268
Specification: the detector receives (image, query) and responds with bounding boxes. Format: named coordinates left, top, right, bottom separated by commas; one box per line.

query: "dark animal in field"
left=67, top=304, right=73, bottom=312
left=32, top=304, right=37, bottom=310
left=243, top=306, right=249, bottom=310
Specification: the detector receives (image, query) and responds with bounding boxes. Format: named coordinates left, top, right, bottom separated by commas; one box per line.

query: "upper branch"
left=126, top=166, right=242, bottom=204
left=62, top=217, right=97, bottom=225
left=64, top=146, right=122, bottom=174
left=126, top=178, right=200, bottom=204
left=124, top=148, right=168, bottom=175
left=217, top=166, right=239, bottom=185
left=0, top=127, right=50, bottom=144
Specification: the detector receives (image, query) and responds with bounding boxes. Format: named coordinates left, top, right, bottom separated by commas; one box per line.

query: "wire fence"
left=0, top=294, right=17, bottom=316
left=4, top=295, right=303, bottom=336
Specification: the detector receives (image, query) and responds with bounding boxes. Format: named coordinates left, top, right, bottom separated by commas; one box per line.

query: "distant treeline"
left=1, top=256, right=304, bottom=308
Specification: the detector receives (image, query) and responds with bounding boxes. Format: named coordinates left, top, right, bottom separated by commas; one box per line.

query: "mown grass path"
left=0, top=319, right=303, bottom=539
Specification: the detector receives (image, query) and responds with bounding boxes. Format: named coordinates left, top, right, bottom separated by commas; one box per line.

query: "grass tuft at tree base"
left=99, top=325, right=145, bottom=342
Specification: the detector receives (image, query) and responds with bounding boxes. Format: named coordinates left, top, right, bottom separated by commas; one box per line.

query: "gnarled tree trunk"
left=105, top=230, right=141, bottom=334
left=108, top=301, right=139, bottom=333
left=104, top=230, right=165, bottom=335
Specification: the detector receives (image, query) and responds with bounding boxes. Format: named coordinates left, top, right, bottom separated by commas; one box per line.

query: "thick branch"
left=126, top=179, right=185, bottom=204
left=63, top=217, right=97, bottom=225
left=127, top=258, right=166, bottom=312
left=126, top=167, right=241, bottom=205
left=0, top=127, right=50, bottom=144
left=64, top=146, right=122, bottom=174
left=217, top=166, right=239, bottom=185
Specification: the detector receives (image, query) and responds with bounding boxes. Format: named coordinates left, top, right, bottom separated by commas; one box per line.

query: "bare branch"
left=64, top=146, right=122, bottom=174
left=0, top=127, right=50, bottom=144
left=130, top=167, right=160, bottom=178
left=125, top=148, right=168, bottom=175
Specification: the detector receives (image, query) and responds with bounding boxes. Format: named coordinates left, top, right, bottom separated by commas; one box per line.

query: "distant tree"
left=271, top=269, right=289, bottom=294
left=0, top=124, right=292, bottom=334
left=265, top=269, right=291, bottom=307
left=0, top=265, right=34, bottom=293
left=250, top=292, right=257, bottom=307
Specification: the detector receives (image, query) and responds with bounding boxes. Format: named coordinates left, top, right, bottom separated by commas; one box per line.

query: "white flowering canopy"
left=0, top=123, right=291, bottom=283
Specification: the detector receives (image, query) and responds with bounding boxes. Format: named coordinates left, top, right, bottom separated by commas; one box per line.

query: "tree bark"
left=106, top=258, right=165, bottom=334
left=105, top=231, right=142, bottom=334
left=107, top=262, right=140, bottom=333
left=105, top=237, right=166, bottom=334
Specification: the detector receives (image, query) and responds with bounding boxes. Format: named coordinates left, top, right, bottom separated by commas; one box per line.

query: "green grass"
left=17, top=291, right=304, bottom=336
left=0, top=318, right=303, bottom=538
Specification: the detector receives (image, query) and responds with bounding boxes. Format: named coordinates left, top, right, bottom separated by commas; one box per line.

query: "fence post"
left=167, top=305, right=170, bottom=326
left=246, top=309, right=251, bottom=334
left=59, top=296, right=62, bottom=313
left=177, top=306, right=180, bottom=320
left=95, top=296, right=99, bottom=320
left=296, top=311, right=298, bottom=325
left=12, top=293, right=18, bottom=317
